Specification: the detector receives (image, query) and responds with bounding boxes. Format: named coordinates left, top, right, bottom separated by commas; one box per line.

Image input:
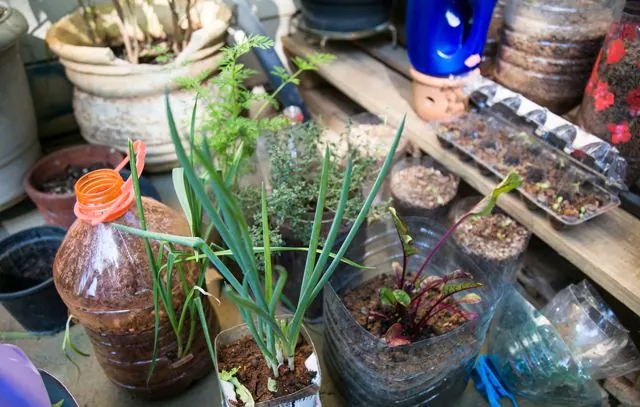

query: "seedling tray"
left=436, top=112, right=620, bottom=228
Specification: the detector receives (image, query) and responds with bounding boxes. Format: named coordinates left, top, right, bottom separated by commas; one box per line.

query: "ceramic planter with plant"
left=0, top=7, right=40, bottom=210
left=115, top=96, right=407, bottom=404
left=240, top=120, right=389, bottom=321
left=23, top=144, right=124, bottom=228
left=323, top=173, right=522, bottom=406
left=45, top=0, right=232, bottom=170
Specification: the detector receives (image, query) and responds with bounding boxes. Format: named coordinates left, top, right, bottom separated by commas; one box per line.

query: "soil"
left=218, top=335, right=316, bottom=405
left=454, top=214, right=529, bottom=262
left=0, top=262, right=49, bottom=293
left=438, top=115, right=613, bottom=222
left=38, top=163, right=110, bottom=194
left=342, top=273, right=468, bottom=340
left=391, top=165, right=457, bottom=210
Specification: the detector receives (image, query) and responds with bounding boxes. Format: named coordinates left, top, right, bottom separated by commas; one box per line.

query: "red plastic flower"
left=593, top=80, right=615, bottom=111
left=626, top=88, right=640, bottom=117
left=622, top=23, right=638, bottom=42
left=607, top=39, right=626, bottom=64
left=608, top=121, right=632, bottom=144
left=585, top=48, right=603, bottom=95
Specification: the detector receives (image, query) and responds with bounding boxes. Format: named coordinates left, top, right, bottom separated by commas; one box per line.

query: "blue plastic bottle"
left=406, top=0, right=497, bottom=77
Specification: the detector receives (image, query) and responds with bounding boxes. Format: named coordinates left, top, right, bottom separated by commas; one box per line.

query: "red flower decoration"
left=608, top=121, right=632, bottom=144
left=622, top=23, right=638, bottom=42
left=607, top=39, right=626, bottom=64
left=593, top=80, right=615, bottom=111
left=585, top=48, right=603, bottom=95
left=626, top=88, right=640, bottom=117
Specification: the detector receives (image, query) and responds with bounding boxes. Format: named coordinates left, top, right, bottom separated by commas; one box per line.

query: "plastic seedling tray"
left=436, top=112, right=620, bottom=228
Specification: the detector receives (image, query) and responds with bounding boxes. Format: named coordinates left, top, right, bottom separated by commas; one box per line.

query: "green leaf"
left=219, top=367, right=240, bottom=381
left=268, top=377, right=277, bottom=393
left=220, top=368, right=255, bottom=406
left=471, top=171, right=522, bottom=217
left=52, top=401, right=64, bottom=407
left=379, top=287, right=396, bottom=306
left=442, top=282, right=484, bottom=298
left=388, top=207, right=418, bottom=257
left=393, top=289, right=411, bottom=307
left=172, top=168, right=194, bottom=233
left=459, top=293, right=482, bottom=304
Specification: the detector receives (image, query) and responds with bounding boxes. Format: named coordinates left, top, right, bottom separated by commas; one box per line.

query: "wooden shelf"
left=283, top=33, right=640, bottom=317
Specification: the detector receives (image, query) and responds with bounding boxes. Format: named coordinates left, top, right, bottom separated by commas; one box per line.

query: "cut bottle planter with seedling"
left=324, top=173, right=522, bottom=406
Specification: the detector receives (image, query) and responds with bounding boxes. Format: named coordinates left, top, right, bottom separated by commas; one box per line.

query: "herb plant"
left=178, top=34, right=334, bottom=186
left=374, top=172, right=523, bottom=346
left=114, top=97, right=407, bottom=384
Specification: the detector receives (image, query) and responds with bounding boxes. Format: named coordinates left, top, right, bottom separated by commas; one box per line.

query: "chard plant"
left=114, top=96, right=407, bottom=380
left=376, top=172, right=523, bottom=347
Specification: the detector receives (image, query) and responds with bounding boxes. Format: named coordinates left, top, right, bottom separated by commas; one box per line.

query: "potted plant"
left=323, top=173, right=522, bottom=406
left=23, top=144, right=124, bottom=228
left=45, top=0, right=232, bottom=170
left=0, top=7, right=40, bottom=210
left=114, top=97, right=408, bottom=404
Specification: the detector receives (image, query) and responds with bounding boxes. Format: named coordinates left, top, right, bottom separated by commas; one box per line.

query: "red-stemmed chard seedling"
left=375, top=172, right=523, bottom=346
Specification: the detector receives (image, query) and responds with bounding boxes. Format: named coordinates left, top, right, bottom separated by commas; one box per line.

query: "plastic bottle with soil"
left=52, top=142, right=216, bottom=398
left=496, top=0, right=624, bottom=114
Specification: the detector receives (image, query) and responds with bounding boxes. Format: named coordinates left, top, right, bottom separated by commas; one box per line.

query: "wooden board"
left=283, top=33, right=640, bottom=317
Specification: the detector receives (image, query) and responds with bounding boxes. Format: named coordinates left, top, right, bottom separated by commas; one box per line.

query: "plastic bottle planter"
left=216, top=323, right=321, bottom=407
left=23, top=145, right=124, bottom=229
left=323, top=217, right=504, bottom=406
left=409, top=67, right=471, bottom=121
left=0, top=227, right=68, bottom=333
left=578, top=5, right=640, bottom=186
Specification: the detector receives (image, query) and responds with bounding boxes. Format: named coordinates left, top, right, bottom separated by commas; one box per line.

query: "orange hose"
left=74, top=141, right=147, bottom=225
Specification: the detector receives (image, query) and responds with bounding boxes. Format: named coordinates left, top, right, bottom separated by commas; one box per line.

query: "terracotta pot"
left=409, top=67, right=469, bottom=121
left=45, top=1, right=231, bottom=171
left=0, top=8, right=41, bottom=211
left=23, top=144, right=123, bottom=228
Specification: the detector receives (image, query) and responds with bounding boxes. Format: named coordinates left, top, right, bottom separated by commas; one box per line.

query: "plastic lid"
left=74, top=141, right=146, bottom=225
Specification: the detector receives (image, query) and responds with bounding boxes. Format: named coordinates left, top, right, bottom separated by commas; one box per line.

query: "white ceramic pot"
left=0, top=8, right=41, bottom=210
left=45, top=1, right=231, bottom=171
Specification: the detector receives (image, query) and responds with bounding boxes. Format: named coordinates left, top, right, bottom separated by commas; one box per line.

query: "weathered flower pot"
left=324, top=217, right=505, bottom=406
left=45, top=1, right=231, bottom=171
left=216, top=322, right=321, bottom=407
left=0, top=7, right=41, bottom=210
left=410, top=67, right=470, bottom=121
left=23, top=144, right=124, bottom=229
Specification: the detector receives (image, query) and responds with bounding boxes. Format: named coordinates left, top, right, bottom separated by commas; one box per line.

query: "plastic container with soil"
left=0, top=226, right=68, bottom=333
left=323, top=217, right=505, bottom=407
left=578, top=4, right=640, bottom=186
left=449, top=197, right=531, bottom=283
left=216, top=320, right=321, bottom=406
left=390, top=156, right=459, bottom=221
left=52, top=143, right=217, bottom=398
left=496, top=0, right=624, bottom=113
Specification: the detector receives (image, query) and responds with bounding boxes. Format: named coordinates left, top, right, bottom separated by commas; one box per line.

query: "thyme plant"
left=114, top=96, right=407, bottom=379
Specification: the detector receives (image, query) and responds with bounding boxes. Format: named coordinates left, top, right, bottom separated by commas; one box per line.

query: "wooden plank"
left=282, top=33, right=640, bottom=317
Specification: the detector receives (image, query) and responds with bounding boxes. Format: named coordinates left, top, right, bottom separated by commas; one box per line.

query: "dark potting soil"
left=218, top=335, right=316, bottom=405
left=38, top=163, right=111, bottom=194
left=0, top=264, right=49, bottom=293
left=342, top=273, right=468, bottom=340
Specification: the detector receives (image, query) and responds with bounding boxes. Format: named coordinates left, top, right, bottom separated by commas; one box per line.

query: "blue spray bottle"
left=406, top=0, right=497, bottom=77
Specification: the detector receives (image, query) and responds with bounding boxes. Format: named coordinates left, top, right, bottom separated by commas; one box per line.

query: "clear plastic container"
left=323, top=217, right=505, bottom=406
left=53, top=148, right=216, bottom=398
left=390, top=156, right=460, bottom=221
left=578, top=5, right=640, bottom=186
left=497, top=0, right=624, bottom=113
left=542, top=280, right=640, bottom=379
left=487, top=289, right=602, bottom=406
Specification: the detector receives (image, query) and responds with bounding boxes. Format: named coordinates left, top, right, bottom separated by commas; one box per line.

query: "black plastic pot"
left=0, top=226, right=68, bottom=333
left=300, top=0, right=393, bottom=33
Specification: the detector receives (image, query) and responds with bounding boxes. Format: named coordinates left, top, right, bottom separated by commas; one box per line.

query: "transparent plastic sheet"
left=323, top=217, right=506, bottom=407
left=487, top=289, right=602, bottom=406
left=542, top=280, right=640, bottom=380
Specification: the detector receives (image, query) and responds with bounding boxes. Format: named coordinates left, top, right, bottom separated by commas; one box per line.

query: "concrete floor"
left=0, top=172, right=551, bottom=407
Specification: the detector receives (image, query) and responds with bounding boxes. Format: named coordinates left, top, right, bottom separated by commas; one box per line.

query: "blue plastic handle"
left=406, top=0, right=497, bottom=77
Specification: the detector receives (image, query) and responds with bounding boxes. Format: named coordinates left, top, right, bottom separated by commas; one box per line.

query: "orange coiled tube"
left=74, top=141, right=147, bottom=225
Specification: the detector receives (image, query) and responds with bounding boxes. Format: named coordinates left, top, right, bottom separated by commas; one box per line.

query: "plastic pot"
left=323, top=217, right=505, bottom=406
left=216, top=321, right=321, bottom=407
left=40, top=370, right=79, bottom=407
left=300, top=0, right=393, bottom=33
left=23, top=144, right=124, bottom=229
left=0, top=226, right=68, bottom=333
